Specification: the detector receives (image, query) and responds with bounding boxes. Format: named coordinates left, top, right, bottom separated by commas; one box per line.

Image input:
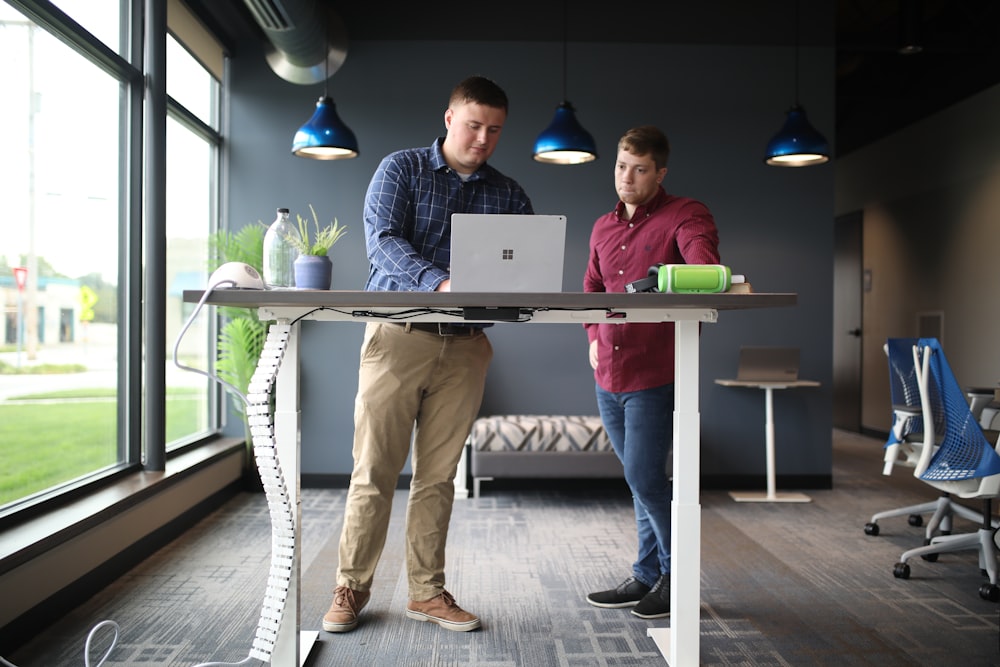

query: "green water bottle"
left=656, top=264, right=745, bottom=293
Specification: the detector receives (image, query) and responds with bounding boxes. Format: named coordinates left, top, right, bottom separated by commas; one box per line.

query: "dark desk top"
left=182, top=289, right=797, bottom=312
left=715, top=378, right=821, bottom=389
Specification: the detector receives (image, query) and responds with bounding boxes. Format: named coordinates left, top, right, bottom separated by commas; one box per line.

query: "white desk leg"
left=764, top=387, right=776, bottom=499
left=729, top=387, right=811, bottom=504
left=454, top=441, right=469, bottom=500
left=270, top=322, right=319, bottom=665
left=647, top=319, right=701, bottom=667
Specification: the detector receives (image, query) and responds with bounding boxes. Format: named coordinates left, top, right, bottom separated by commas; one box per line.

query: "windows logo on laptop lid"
left=449, top=214, right=567, bottom=292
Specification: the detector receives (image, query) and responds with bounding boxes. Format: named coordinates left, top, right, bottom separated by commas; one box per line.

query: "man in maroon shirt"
left=583, top=125, right=720, bottom=619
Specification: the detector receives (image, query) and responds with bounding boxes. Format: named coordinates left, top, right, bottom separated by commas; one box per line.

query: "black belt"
left=397, top=322, right=481, bottom=336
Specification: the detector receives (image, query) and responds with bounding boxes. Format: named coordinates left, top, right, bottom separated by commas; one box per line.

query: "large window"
left=165, top=30, right=223, bottom=451
left=0, top=0, right=226, bottom=512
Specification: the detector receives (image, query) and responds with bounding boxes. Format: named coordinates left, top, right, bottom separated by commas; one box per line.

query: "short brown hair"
left=618, top=126, right=671, bottom=170
left=449, top=75, right=509, bottom=113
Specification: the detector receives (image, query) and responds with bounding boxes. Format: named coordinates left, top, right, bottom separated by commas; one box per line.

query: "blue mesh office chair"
left=891, top=338, right=1000, bottom=601
left=864, top=338, right=987, bottom=542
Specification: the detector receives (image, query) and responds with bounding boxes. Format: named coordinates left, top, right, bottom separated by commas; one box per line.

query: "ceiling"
left=185, top=0, right=1000, bottom=158
left=836, top=0, right=1000, bottom=155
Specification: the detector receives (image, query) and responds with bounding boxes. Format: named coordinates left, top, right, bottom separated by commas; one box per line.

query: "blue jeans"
left=595, top=382, right=674, bottom=586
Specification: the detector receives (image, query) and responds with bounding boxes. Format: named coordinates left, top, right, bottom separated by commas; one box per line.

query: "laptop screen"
left=736, top=347, right=801, bottom=382
left=449, top=214, right=567, bottom=292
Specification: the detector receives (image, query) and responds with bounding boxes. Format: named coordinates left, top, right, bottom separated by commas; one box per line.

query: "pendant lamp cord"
left=561, top=0, right=568, bottom=100
left=793, top=0, right=800, bottom=105
left=323, top=14, right=330, bottom=97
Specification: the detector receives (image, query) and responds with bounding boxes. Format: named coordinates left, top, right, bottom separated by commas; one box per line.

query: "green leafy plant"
left=209, top=224, right=269, bottom=482
left=215, top=316, right=267, bottom=432
left=287, top=203, right=347, bottom=256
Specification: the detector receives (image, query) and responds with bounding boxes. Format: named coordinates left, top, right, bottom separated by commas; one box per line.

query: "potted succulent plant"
left=286, top=204, right=348, bottom=289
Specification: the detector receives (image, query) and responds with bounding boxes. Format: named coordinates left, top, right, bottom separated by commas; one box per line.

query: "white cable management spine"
left=244, top=323, right=294, bottom=663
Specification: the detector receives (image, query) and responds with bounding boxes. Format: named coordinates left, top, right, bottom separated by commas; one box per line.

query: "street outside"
left=0, top=322, right=203, bottom=402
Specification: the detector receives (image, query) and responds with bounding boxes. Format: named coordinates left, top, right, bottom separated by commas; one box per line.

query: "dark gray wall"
left=225, top=36, right=835, bottom=485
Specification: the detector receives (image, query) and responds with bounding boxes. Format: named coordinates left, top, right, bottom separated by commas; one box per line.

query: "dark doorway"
left=833, top=211, right=863, bottom=431
left=60, top=308, right=74, bottom=343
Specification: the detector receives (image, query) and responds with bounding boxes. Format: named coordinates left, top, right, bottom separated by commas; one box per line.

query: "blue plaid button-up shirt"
left=363, top=138, right=533, bottom=292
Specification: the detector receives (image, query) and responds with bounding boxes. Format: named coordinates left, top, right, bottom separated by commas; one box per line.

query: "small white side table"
left=715, top=378, right=820, bottom=503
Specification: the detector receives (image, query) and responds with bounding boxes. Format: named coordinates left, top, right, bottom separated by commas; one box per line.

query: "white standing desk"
left=185, top=289, right=796, bottom=667
left=714, top=378, right=820, bottom=503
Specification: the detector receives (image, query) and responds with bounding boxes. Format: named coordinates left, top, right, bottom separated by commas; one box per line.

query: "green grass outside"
left=0, top=391, right=207, bottom=505
left=0, top=359, right=87, bottom=375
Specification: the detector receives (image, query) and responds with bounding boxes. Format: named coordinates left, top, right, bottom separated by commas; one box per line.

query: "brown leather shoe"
left=322, top=586, right=370, bottom=633
left=405, top=590, right=481, bottom=632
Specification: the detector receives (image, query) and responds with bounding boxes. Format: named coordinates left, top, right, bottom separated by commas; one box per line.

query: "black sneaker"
left=586, top=576, right=651, bottom=608
left=631, top=574, right=670, bottom=619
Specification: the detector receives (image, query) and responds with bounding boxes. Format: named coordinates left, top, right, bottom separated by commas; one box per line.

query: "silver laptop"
left=449, top=214, right=566, bottom=292
left=736, top=346, right=801, bottom=382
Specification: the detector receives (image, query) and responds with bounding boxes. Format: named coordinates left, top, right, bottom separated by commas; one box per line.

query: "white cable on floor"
left=0, top=285, right=296, bottom=667
left=1, top=617, right=259, bottom=667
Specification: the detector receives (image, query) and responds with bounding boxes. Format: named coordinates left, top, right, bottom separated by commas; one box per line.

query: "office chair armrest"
left=968, top=387, right=997, bottom=419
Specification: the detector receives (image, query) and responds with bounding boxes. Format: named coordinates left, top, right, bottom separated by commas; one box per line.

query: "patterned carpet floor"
left=6, top=429, right=1000, bottom=666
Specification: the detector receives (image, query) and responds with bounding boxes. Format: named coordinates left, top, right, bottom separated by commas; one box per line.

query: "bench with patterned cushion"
left=467, top=415, right=622, bottom=497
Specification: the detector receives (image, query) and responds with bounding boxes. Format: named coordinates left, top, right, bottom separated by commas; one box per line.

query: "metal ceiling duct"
left=242, top=0, right=348, bottom=85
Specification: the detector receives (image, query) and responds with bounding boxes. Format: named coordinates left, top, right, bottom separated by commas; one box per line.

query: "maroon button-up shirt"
left=583, top=186, right=721, bottom=392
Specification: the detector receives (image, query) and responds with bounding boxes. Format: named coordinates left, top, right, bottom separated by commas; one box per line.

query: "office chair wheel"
left=864, top=522, right=880, bottom=536
left=917, top=537, right=939, bottom=562
left=979, top=583, right=1000, bottom=602
left=908, top=514, right=923, bottom=527
left=893, top=562, right=911, bottom=579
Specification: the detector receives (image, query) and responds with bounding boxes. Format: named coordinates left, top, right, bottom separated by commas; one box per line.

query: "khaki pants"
left=336, top=322, right=492, bottom=601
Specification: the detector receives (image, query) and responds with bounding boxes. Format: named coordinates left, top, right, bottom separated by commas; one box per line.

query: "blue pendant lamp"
left=764, top=1, right=829, bottom=167
left=292, top=95, right=358, bottom=159
left=764, top=105, right=829, bottom=166
left=533, top=1, right=597, bottom=165
left=291, top=19, right=358, bottom=160
left=534, top=101, right=597, bottom=165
